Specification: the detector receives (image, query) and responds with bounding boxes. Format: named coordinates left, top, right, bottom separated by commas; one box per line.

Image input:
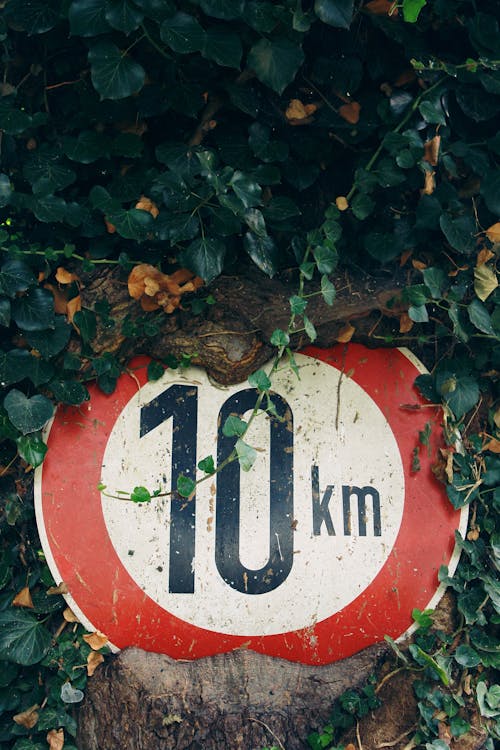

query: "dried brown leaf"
left=474, top=264, right=498, bottom=301
left=424, top=135, right=441, bottom=166
left=135, top=195, right=159, bottom=218
left=485, top=222, right=500, bottom=244
left=44, top=283, right=68, bottom=315
left=47, top=582, right=69, bottom=595
left=335, top=196, right=349, bottom=211
left=394, top=69, right=416, bottom=87
left=285, top=98, right=317, bottom=123
left=482, top=437, right=500, bottom=453
left=399, top=312, right=414, bottom=333
left=13, top=705, right=39, bottom=729
left=63, top=606, right=80, bottom=623
left=104, top=219, right=116, bottom=234
left=336, top=322, right=355, bottom=343
left=55, top=267, right=79, bottom=285
left=338, top=101, right=361, bottom=124
left=12, top=586, right=34, bottom=608
left=83, top=631, right=109, bottom=650
left=365, top=0, right=398, bottom=15
left=412, top=259, right=427, bottom=270
left=477, top=248, right=495, bottom=267
left=87, top=651, right=105, bottom=677
left=66, top=295, right=82, bottom=325
left=422, top=170, right=435, bottom=195
left=47, top=728, right=64, bottom=750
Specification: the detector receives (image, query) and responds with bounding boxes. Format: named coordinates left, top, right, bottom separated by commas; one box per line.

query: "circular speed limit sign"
left=35, top=344, right=467, bottom=665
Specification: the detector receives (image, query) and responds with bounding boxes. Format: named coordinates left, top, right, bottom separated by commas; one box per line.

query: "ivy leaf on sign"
left=4, top=389, right=54, bottom=435
left=88, top=41, right=146, bottom=100
left=0, top=609, right=52, bottom=665
left=314, top=0, right=354, bottom=29
left=235, top=438, right=257, bottom=472
left=248, top=38, right=304, bottom=94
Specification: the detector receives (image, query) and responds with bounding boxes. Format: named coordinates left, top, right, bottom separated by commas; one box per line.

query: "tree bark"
left=77, top=644, right=386, bottom=750
left=79, top=263, right=408, bottom=384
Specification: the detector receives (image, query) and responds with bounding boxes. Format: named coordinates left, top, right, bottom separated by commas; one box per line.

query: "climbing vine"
left=0, top=1, right=499, bottom=748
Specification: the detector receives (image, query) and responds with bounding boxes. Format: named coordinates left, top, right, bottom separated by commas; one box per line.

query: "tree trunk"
left=77, top=644, right=386, bottom=750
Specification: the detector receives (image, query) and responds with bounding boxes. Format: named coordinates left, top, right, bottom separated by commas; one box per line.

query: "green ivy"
left=1, top=0, right=500, bottom=748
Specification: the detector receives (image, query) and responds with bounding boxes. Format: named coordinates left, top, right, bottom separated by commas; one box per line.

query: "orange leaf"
left=87, top=651, right=105, bottom=677
left=335, top=196, right=349, bottom=211
left=365, top=0, right=398, bottom=15
left=44, top=283, right=68, bottom=315
left=393, top=69, right=416, bottom=87
left=285, top=99, right=317, bottom=123
left=399, top=312, right=414, bottom=333
left=83, top=631, right=109, bottom=650
left=66, top=295, right=82, bottom=325
left=482, top=437, right=500, bottom=453
left=485, top=222, right=500, bottom=244
left=12, top=586, right=34, bottom=608
left=336, top=322, right=355, bottom=342
left=424, top=135, right=441, bottom=166
left=127, top=263, right=160, bottom=299
left=140, top=296, right=161, bottom=311
left=135, top=195, right=159, bottom=218
left=47, top=582, right=69, bottom=595
left=63, top=607, right=80, bottom=623
left=477, top=248, right=495, bottom=267
left=412, top=259, right=427, bottom=270
left=339, top=101, right=360, bottom=124
left=105, top=219, right=116, bottom=234
left=47, top=728, right=64, bottom=750
left=55, top=267, right=79, bottom=285
left=422, top=170, right=435, bottom=195
left=13, top=705, right=39, bottom=729
left=400, top=249, right=413, bottom=266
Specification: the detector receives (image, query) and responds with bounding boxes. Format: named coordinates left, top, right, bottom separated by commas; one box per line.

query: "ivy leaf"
left=48, top=379, right=89, bottom=406
left=439, top=214, right=475, bottom=254
left=289, top=295, right=308, bottom=315
left=4, top=0, right=60, bottom=35
left=313, top=246, right=337, bottom=274
left=160, top=12, right=205, bottom=53
left=314, top=0, right=354, bottom=29
left=0, top=259, right=36, bottom=298
left=198, top=455, right=215, bottom=474
left=270, top=329, right=290, bottom=346
left=422, top=267, right=446, bottom=299
left=436, top=374, right=480, bottom=419
left=0, top=609, right=52, bottom=665
left=89, top=41, right=146, bottom=100
left=248, top=369, right=271, bottom=392
left=235, top=438, right=257, bottom=472
left=248, top=37, right=304, bottom=94
left=3, top=390, right=54, bottom=435
left=454, top=644, right=482, bottom=667
left=0, top=298, right=10, bottom=327
left=16, top=434, right=47, bottom=468
left=222, top=415, right=247, bottom=438
left=402, top=0, right=427, bottom=23
left=105, top=0, right=144, bottom=34
left=68, top=0, right=110, bottom=36
left=130, top=486, right=151, bottom=503
left=63, top=131, right=110, bottom=163
left=0, top=97, right=32, bottom=135
left=321, top=275, right=336, bottom=305
left=364, top=232, right=399, bottom=262
left=107, top=207, right=154, bottom=239
left=0, top=174, right=12, bottom=208
left=26, top=317, right=71, bottom=358
left=73, top=309, right=97, bottom=342
left=202, top=27, right=242, bottom=68
left=12, top=288, right=55, bottom=332
left=480, top=169, right=500, bottom=215
left=303, top=314, right=317, bottom=342
left=408, top=304, right=429, bottom=323
left=199, top=0, right=245, bottom=19
left=474, top=265, right=498, bottom=301
left=467, top=299, right=496, bottom=335
left=230, top=171, right=262, bottom=208
left=243, top=232, right=279, bottom=277
left=179, top=236, right=226, bottom=284
left=177, top=475, right=196, bottom=498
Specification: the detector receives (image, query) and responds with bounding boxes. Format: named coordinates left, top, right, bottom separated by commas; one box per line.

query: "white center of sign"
left=101, top=354, right=404, bottom=636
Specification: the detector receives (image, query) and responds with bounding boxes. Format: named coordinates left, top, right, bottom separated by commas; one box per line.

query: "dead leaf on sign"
left=336, top=322, right=355, bottom=343
left=12, top=586, right=34, bottom=608
left=47, top=728, right=64, bottom=750
left=83, top=630, right=109, bottom=650
left=87, top=651, right=105, bottom=676
left=47, top=582, right=69, bottom=595
left=63, top=606, right=80, bottom=623
left=13, top=704, right=39, bottom=729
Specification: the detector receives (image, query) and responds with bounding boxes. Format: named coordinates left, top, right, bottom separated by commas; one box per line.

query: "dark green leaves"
left=0, top=174, right=12, bottom=208
left=248, top=38, right=304, bottom=94
left=89, top=41, right=146, bottom=100
left=0, top=610, right=52, bottom=665
left=105, top=0, right=145, bottom=34
left=222, top=415, right=247, bottom=437
left=179, top=237, right=225, bottom=283
left=160, top=12, right=205, bottom=53
left=16, top=434, right=48, bottom=468
left=12, top=288, right=55, bottom=332
left=3, top=390, right=54, bottom=434
left=69, top=0, right=110, bottom=36
left=4, top=0, right=60, bottom=35
left=0, top=259, right=35, bottom=297
left=314, top=0, right=354, bottom=29
left=402, top=0, right=427, bottom=23
left=439, top=214, right=475, bottom=255
left=248, top=369, right=271, bottom=392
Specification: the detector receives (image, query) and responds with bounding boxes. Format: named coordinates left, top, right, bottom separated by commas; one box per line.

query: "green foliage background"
left=0, top=0, right=499, bottom=748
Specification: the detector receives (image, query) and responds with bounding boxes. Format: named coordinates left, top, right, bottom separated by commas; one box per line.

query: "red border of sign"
left=35, top=345, right=466, bottom=665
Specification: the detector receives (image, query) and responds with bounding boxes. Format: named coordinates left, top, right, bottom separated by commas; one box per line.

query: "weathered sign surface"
left=35, top=344, right=467, bottom=664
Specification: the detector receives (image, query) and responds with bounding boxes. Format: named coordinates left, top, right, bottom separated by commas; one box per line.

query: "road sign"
left=35, top=344, right=467, bottom=665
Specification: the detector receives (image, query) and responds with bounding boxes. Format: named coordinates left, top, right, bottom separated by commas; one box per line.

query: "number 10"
left=140, top=385, right=294, bottom=596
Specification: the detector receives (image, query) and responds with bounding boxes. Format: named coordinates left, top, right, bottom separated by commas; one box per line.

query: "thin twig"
left=375, top=724, right=418, bottom=748
left=248, top=717, right=285, bottom=750
left=356, top=721, right=364, bottom=750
